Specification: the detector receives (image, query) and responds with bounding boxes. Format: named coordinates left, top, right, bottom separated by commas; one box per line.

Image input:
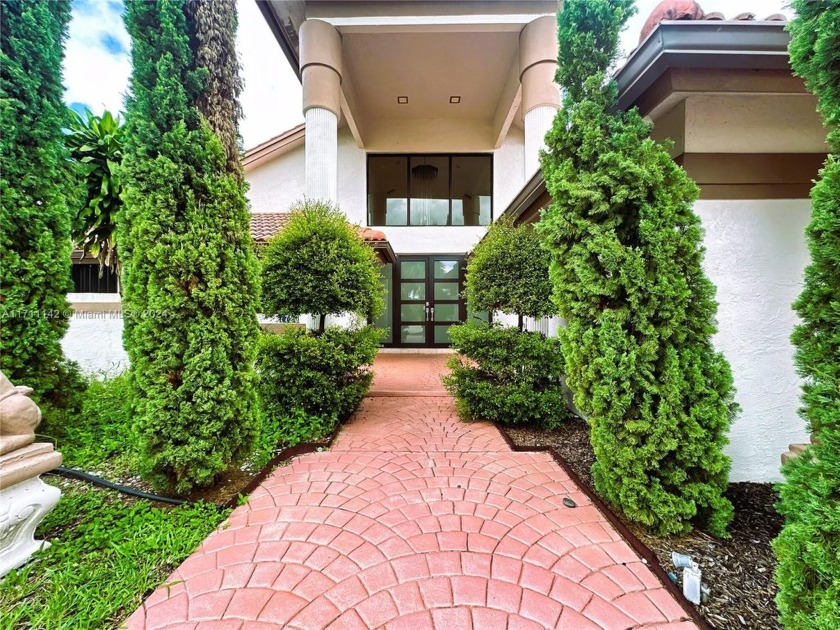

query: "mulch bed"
left=506, top=419, right=783, bottom=630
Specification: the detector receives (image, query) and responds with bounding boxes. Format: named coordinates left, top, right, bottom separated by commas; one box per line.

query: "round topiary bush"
left=464, top=217, right=554, bottom=330
left=257, top=201, right=385, bottom=442
left=445, top=218, right=568, bottom=427
left=261, top=201, right=383, bottom=333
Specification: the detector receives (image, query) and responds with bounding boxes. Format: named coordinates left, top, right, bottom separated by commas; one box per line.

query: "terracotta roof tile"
left=250, top=212, right=291, bottom=243
left=249, top=212, right=388, bottom=244
left=640, top=1, right=787, bottom=43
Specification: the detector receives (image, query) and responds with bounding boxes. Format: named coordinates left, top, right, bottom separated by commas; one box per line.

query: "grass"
left=0, top=480, right=227, bottom=629
left=0, top=373, right=230, bottom=629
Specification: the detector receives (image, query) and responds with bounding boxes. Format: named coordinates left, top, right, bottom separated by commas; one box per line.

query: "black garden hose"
left=49, top=466, right=205, bottom=508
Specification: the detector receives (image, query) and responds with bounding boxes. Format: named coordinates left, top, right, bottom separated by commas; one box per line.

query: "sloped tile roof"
left=250, top=212, right=291, bottom=243
left=249, top=212, right=388, bottom=244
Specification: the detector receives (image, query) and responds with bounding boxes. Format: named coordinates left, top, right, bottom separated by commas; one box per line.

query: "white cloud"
left=62, top=0, right=302, bottom=147
left=63, top=0, right=130, bottom=115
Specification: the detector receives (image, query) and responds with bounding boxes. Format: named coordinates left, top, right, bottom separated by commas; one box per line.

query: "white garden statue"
left=0, top=370, right=62, bottom=577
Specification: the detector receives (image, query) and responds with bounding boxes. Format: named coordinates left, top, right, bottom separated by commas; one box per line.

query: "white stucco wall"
left=63, top=312, right=128, bottom=376
left=246, top=144, right=306, bottom=214
left=696, top=198, right=812, bottom=482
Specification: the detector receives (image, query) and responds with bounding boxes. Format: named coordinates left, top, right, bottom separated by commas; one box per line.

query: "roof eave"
left=497, top=168, right=546, bottom=224
left=256, top=0, right=302, bottom=81
left=616, top=21, right=791, bottom=111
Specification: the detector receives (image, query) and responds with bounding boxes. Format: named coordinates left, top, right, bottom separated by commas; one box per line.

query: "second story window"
left=367, top=154, right=492, bottom=227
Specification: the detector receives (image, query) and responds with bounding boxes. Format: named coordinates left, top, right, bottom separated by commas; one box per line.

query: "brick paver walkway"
left=126, top=355, right=697, bottom=630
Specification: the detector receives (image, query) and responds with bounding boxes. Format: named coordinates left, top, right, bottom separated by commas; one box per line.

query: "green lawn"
left=0, top=480, right=227, bottom=630
left=0, top=374, right=229, bottom=629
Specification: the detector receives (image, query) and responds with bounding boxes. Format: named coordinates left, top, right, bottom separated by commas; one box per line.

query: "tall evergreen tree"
left=0, top=0, right=74, bottom=398
left=120, top=0, right=260, bottom=493
left=537, top=0, right=736, bottom=536
left=773, top=2, right=840, bottom=626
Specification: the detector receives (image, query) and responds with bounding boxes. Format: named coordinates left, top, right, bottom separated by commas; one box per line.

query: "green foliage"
left=537, top=0, right=736, bottom=537
left=261, top=201, right=384, bottom=332
left=465, top=217, right=554, bottom=327
left=556, top=0, right=635, bottom=102
left=41, top=373, right=137, bottom=476
left=444, top=322, right=569, bottom=428
left=65, top=108, right=125, bottom=273
left=0, top=481, right=226, bottom=630
left=773, top=2, right=840, bottom=627
left=120, top=0, right=261, bottom=494
left=0, top=0, right=75, bottom=400
left=256, top=326, right=381, bottom=425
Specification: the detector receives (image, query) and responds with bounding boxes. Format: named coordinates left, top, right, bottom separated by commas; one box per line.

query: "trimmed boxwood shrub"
left=120, top=0, right=261, bottom=493
left=445, top=210, right=566, bottom=427
left=262, top=201, right=383, bottom=333
left=464, top=217, right=554, bottom=330
left=444, top=322, right=568, bottom=428
left=258, top=202, right=384, bottom=443
left=0, top=0, right=75, bottom=401
left=537, top=0, right=736, bottom=537
left=773, top=2, right=840, bottom=627
left=256, top=326, right=380, bottom=436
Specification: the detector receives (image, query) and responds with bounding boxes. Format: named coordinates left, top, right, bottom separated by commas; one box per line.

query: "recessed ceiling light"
left=397, top=96, right=408, bottom=104
left=449, top=96, right=461, bottom=104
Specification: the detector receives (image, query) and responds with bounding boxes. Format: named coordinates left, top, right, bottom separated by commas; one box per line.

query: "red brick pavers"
left=368, top=353, right=451, bottom=396
left=126, top=358, right=697, bottom=630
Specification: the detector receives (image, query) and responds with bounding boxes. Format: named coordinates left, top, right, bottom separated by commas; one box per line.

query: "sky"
left=63, top=0, right=793, bottom=150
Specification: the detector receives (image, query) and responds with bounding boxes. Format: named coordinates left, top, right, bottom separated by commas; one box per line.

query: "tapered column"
left=520, top=16, right=561, bottom=177
left=300, top=19, right=342, bottom=203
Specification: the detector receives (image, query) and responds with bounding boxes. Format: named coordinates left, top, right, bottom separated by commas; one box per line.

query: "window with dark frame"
left=71, top=263, right=119, bottom=293
left=367, top=154, right=492, bottom=227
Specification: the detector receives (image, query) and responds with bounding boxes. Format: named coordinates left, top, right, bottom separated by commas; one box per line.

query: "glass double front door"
left=398, top=256, right=464, bottom=346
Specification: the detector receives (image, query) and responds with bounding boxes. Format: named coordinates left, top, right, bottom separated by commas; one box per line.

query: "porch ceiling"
left=342, top=30, right=519, bottom=122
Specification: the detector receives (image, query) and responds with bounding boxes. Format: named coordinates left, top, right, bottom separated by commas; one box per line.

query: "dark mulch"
left=506, top=419, right=783, bottom=630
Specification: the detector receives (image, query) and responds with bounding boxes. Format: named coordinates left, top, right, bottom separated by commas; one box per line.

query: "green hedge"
left=256, top=326, right=381, bottom=439
left=773, top=2, right=840, bottom=626
left=537, top=0, right=736, bottom=537
left=444, top=322, right=569, bottom=428
left=0, top=0, right=75, bottom=401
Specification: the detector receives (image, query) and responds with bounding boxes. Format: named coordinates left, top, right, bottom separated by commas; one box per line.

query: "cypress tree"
left=773, top=2, right=840, bottom=626
left=120, top=0, right=260, bottom=493
left=0, top=1, right=74, bottom=398
left=537, top=0, right=737, bottom=536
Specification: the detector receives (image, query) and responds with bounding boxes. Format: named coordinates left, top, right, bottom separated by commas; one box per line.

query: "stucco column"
left=520, top=16, right=561, bottom=178
left=300, top=19, right=342, bottom=203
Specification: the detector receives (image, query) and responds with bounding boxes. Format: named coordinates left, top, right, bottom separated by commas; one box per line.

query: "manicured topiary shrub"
left=262, top=201, right=384, bottom=333
left=537, top=0, right=737, bottom=536
left=773, top=2, right=840, bottom=626
left=0, top=0, right=75, bottom=400
left=464, top=217, right=554, bottom=330
left=120, top=0, right=260, bottom=493
left=445, top=323, right=568, bottom=427
left=258, top=202, right=384, bottom=440
left=445, top=215, right=566, bottom=427
left=256, top=326, right=380, bottom=432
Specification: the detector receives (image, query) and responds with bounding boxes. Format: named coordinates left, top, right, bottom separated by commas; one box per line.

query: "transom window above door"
left=367, top=154, right=492, bottom=227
